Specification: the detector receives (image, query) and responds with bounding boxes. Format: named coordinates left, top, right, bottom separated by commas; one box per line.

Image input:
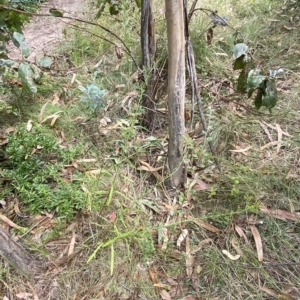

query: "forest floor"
left=1, top=0, right=300, bottom=299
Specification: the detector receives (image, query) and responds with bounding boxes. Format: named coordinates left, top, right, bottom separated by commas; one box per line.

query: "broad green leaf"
left=233, top=43, right=248, bottom=59
left=262, top=79, right=277, bottom=109
left=49, top=8, right=64, bottom=17
left=237, top=69, right=247, bottom=93
left=18, top=62, right=37, bottom=93
left=20, top=41, right=30, bottom=58
left=12, top=32, right=25, bottom=48
left=247, top=69, right=266, bottom=91
left=0, top=59, right=15, bottom=67
left=12, top=32, right=30, bottom=57
left=254, top=89, right=263, bottom=110
left=37, top=56, right=53, bottom=68
left=247, top=87, right=255, bottom=99
left=233, top=56, right=246, bottom=70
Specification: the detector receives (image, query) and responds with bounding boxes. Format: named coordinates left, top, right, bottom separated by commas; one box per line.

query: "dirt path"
left=8, top=0, right=85, bottom=62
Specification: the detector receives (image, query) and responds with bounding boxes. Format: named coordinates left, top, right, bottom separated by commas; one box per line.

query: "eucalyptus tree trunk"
left=165, top=0, right=185, bottom=187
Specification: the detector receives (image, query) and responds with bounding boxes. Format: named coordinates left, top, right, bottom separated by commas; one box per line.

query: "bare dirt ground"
left=8, top=0, right=85, bottom=62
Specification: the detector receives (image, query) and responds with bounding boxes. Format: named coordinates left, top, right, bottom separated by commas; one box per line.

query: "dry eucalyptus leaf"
left=26, top=119, right=33, bottom=131
left=276, top=123, right=283, bottom=154
left=177, top=229, right=188, bottom=247
left=234, top=225, right=249, bottom=244
left=185, top=236, right=194, bottom=277
left=38, top=102, right=48, bottom=122
left=191, top=238, right=213, bottom=255
left=160, top=290, right=172, bottom=300
left=222, top=249, right=240, bottom=260
left=16, top=293, right=33, bottom=299
left=260, top=206, right=298, bottom=221
left=189, top=218, right=221, bottom=233
left=250, top=225, right=263, bottom=261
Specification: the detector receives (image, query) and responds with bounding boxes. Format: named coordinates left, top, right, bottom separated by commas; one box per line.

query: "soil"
left=8, top=0, right=85, bottom=62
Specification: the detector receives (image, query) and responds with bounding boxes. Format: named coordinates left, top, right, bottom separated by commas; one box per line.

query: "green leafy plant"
left=0, top=3, right=52, bottom=93
left=233, top=42, right=281, bottom=112
left=0, top=31, right=52, bottom=93
left=2, top=125, right=87, bottom=220
left=78, top=83, right=106, bottom=110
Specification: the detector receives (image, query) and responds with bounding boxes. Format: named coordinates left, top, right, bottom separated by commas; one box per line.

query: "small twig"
left=18, top=216, right=48, bottom=240
left=187, top=0, right=199, bottom=23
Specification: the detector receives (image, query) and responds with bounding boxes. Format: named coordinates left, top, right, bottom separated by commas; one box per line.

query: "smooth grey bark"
left=165, top=0, right=185, bottom=187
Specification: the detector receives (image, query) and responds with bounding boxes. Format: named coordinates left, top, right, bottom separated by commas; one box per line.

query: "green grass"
left=0, top=0, right=300, bottom=299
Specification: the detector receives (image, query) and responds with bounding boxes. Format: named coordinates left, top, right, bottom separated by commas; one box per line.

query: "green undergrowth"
left=0, top=0, right=300, bottom=299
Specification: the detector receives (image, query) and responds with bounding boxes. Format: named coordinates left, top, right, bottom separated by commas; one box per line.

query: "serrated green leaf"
left=233, top=43, right=249, bottom=59
left=37, top=56, right=53, bottom=68
left=18, top=62, right=37, bottom=93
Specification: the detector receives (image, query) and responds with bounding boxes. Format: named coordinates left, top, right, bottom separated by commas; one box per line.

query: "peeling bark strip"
left=183, top=0, right=220, bottom=171
left=141, top=0, right=156, bottom=67
left=0, top=227, right=41, bottom=276
left=141, top=0, right=158, bottom=129
left=165, top=0, right=185, bottom=187
left=141, top=0, right=150, bottom=67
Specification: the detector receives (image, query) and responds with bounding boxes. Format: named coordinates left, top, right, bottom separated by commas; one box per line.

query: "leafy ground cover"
left=0, top=0, right=299, bottom=299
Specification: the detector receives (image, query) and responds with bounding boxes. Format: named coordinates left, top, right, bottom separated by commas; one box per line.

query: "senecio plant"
left=78, top=84, right=106, bottom=110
